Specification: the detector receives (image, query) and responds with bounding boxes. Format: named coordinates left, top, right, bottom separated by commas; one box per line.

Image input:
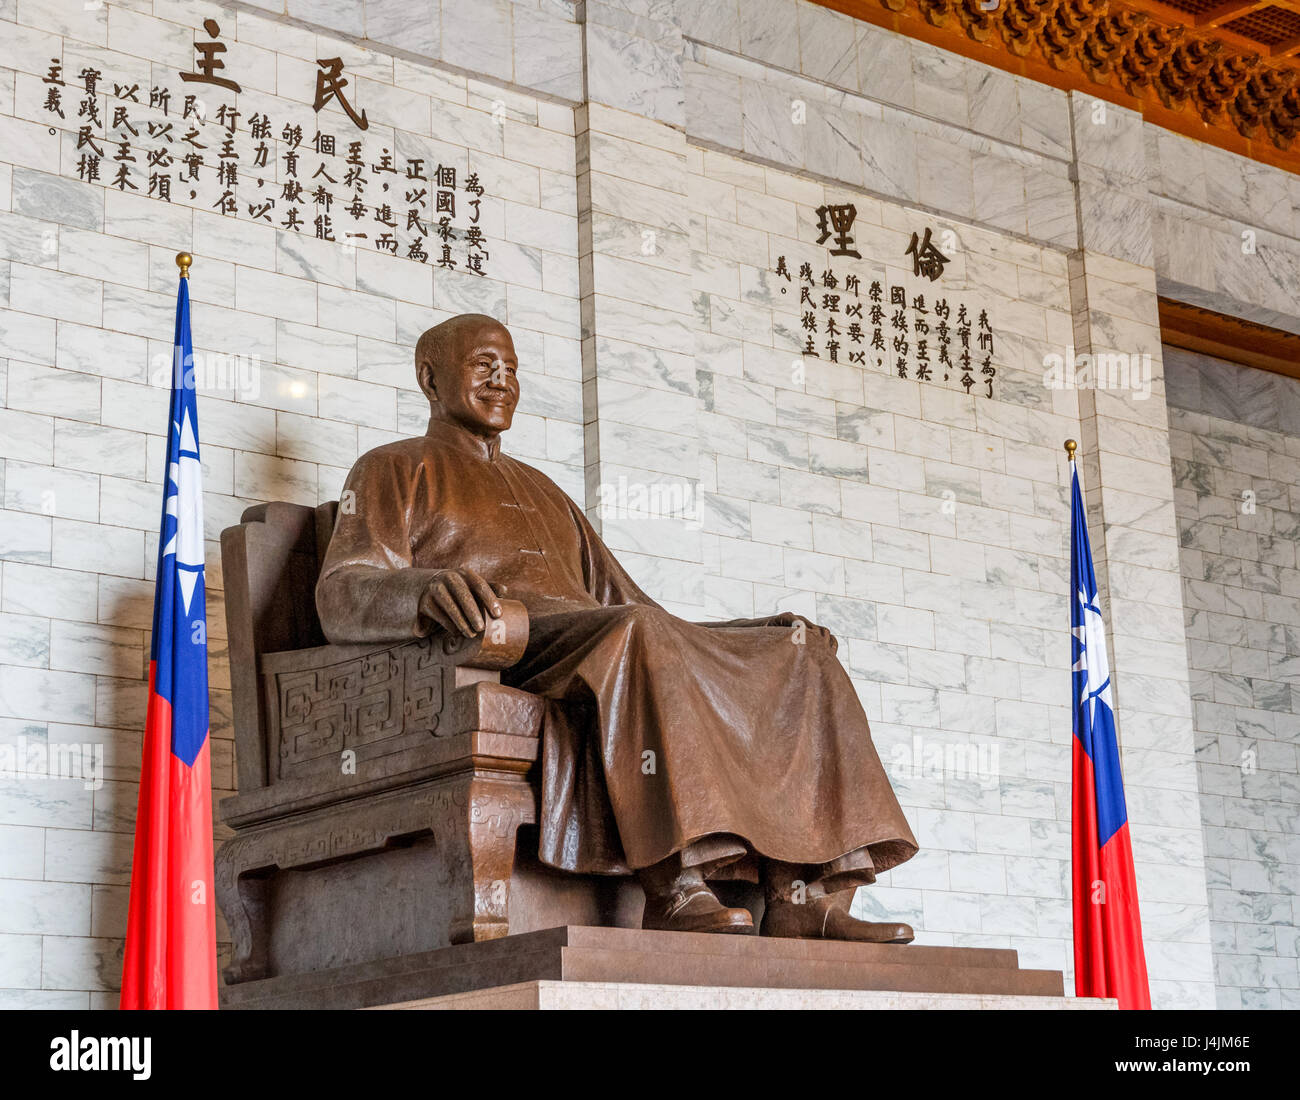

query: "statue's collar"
left=425, top=416, right=502, bottom=461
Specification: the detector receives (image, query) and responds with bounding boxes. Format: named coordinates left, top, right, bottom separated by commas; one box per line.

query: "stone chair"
left=215, top=501, right=643, bottom=987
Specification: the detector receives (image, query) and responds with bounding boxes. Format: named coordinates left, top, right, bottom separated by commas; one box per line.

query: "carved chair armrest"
left=229, top=598, right=540, bottom=810
left=260, top=597, right=530, bottom=678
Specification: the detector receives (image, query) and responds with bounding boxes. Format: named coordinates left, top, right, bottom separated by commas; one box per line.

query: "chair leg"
left=215, top=844, right=272, bottom=984
left=432, top=772, right=532, bottom=945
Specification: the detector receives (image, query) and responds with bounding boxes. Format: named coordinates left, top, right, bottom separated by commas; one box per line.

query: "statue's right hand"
left=418, top=568, right=507, bottom=638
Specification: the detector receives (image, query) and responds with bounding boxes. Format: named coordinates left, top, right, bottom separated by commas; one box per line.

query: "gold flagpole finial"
left=1064, top=438, right=1077, bottom=462
left=176, top=252, right=193, bottom=279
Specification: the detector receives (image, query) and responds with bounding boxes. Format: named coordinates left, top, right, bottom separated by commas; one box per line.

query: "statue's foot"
left=642, top=882, right=755, bottom=935
left=762, top=896, right=914, bottom=943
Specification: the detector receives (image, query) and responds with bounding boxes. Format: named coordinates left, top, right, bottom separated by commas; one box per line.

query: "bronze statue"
left=316, top=314, right=920, bottom=941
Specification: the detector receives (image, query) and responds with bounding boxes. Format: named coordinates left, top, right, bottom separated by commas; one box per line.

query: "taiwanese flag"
left=1069, top=456, right=1151, bottom=1010
left=120, top=263, right=218, bottom=1009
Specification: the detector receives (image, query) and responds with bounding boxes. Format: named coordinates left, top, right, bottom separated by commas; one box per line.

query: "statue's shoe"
left=762, top=897, right=914, bottom=943
left=642, top=883, right=755, bottom=935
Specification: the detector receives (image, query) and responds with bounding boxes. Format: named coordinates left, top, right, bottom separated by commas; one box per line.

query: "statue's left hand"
left=417, top=568, right=508, bottom=639
left=766, top=611, right=838, bottom=654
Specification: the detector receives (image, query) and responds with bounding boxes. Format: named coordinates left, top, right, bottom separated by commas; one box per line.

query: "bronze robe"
left=316, top=418, right=917, bottom=889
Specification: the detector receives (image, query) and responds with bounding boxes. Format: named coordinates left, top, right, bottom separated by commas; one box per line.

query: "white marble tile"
left=1017, top=80, right=1070, bottom=160
left=52, top=518, right=144, bottom=579
left=439, top=0, right=514, bottom=82
left=855, top=23, right=912, bottom=110
left=512, top=2, right=583, bottom=101
left=804, top=99, right=866, bottom=190
left=7, top=360, right=100, bottom=422
left=12, top=168, right=103, bottom=232
left=737, top=0, right=798, bottom=71
left=0, top=664, right=95, bottom=724
left=860, top=112, right=915, bottom=200
left=367, top=0, right=438, bottom=55
left=9, top=263, right=101, bottom=326
left=911, top=42, right=968, bottom=129
left=796, top=2, right=856, bottom=89
left=740, top=77, right=805, bottom=169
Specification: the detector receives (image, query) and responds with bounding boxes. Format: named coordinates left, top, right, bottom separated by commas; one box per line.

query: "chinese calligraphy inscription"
left=32, top=51, right=492, bottom=276
left=776, top=212, right=997, bottom=398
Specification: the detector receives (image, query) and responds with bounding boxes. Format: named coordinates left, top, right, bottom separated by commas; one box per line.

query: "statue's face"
left=430, top=322, right=519, bottom=436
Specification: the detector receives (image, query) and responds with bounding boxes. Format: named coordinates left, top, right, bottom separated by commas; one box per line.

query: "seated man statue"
left=316, top=313, right=919, bottom=941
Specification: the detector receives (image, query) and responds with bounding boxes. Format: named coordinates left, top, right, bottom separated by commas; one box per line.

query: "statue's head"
left=415, top=314, right=519, bottom=437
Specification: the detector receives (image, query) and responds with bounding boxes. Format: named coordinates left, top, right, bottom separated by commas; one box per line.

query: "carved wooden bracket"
left=813, top=0, right=1300, bottom=171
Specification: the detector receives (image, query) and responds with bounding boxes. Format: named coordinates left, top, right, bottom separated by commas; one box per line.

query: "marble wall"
left=0, top=0, right=1292, bottom=1010
left=1167, top=346, right=1300, bottom=1009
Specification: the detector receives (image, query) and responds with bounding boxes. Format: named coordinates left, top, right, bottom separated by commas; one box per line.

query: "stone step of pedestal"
left=559, top=924, right=1025, bottom=969
left=559, top=946, right=1064, bottom=996
left=222, top=925, right=1067, bottom=1009
left=383, top=980, right=1117, bottom=1011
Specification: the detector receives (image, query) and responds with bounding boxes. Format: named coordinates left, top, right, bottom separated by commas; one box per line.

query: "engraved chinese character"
left=905, top=227, right=949, bottom=282
left=314, top=57, right=368, bottom=130
left=181, top=20, right=240, bottom=94
left=815, top=203, right=860, bottom=258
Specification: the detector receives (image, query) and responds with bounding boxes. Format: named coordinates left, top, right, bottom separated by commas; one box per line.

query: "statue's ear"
left=416, top=359, right=438, bottom=402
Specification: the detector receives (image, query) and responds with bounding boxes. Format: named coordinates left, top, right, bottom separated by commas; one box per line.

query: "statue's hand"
left=418, top=568, right=508, bottom=638
left=768, top=611, right=838, bottom=654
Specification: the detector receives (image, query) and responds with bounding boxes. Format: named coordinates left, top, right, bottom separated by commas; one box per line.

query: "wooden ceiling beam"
left=1125, top=0, right=1283, bottom=55
left=1159, top=299, right=1300, bottom=382
left=1271, top=31, right=1300, bottom=56
left=1195, top=0, right=1272, bottom=29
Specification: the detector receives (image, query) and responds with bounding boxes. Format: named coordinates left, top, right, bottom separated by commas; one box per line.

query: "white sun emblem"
left=1072, top=587, right=1113, bottom=726
left=161, top=407, right=206, bottom=614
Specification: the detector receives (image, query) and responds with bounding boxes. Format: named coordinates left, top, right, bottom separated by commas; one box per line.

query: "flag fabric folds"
left=1069, top=457, right=1151, bottom=1010
left=120, top=269, right=218, bottom=1009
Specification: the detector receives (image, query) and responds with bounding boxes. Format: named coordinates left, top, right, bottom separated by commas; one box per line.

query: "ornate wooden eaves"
left=813, top=0, right=1300, bottom=173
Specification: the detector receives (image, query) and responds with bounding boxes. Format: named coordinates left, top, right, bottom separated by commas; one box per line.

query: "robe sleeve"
left=564, top=496, right=663, bottom=611
left=315, top=447, right=444, bottom=645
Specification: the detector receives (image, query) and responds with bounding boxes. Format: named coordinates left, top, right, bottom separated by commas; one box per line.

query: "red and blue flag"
left=120, top=264, right=218, bottom=1009
left=1069, top=457, right=1151, bottom=1010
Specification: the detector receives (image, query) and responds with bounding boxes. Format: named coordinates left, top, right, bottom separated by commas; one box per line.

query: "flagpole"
left=177, top=251, right=192, bottom=278
left=1064, top=438, right=1077, bottom=464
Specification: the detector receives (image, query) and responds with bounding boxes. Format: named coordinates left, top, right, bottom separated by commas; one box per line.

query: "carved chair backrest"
left=221, top=499, right=338, bottom=790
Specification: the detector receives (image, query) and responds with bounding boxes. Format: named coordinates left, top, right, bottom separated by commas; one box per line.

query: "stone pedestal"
left=385, top=981, right=1115, bottom=1010
left=220, top=925, right=1096, bottom=1010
